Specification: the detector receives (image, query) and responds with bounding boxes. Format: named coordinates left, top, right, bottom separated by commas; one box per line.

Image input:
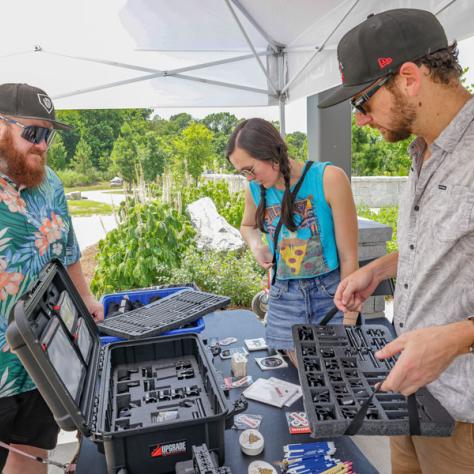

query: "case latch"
left=97, top=347, right=105, bottom=374
left=91, top=431, right=103, bottom=442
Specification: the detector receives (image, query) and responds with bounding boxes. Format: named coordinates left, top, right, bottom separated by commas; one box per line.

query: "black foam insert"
left=293, top=324, right=454, bottom=437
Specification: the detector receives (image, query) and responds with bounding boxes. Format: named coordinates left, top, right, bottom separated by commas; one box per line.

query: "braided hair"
left=226, top=118, right=297, bottom=233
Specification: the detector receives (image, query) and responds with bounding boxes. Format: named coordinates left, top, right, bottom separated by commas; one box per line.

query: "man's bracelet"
left=469, top=317, right=474, bottom=354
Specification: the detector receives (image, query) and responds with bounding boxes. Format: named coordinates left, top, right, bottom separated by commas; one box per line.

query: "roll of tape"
left=239, top=429, right=264, bottom=456
left=248, top=460, right=277, bottom=474
left=231, top=352, right=248, bottom=377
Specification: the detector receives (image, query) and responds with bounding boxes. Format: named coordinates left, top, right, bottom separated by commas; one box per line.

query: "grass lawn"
left=64, top=182, right=114, bottom=193
left=67, top=200, right=113, bottom=216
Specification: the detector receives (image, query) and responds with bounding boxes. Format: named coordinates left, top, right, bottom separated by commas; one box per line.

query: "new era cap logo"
left=37, top=93, right=53, bottom=114
left=377, top=57, right=393, bottom=69
left=338, top=62, right=345, bottom=82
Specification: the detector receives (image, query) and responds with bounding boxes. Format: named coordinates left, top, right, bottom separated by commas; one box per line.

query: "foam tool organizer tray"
left=7, top=260, right=243, bottom=474
left=292, top=323, right=455, bottom=437
left=175, top=444, right=232, bottom=474
left=98, top=289, right=230, bottom=340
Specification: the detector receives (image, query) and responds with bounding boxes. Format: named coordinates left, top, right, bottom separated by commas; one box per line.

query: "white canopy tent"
left=1, top=0, right=473, bottom=133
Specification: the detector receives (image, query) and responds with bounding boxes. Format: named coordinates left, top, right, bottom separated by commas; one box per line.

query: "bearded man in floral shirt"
left=0, top=83, right=103, bottom=474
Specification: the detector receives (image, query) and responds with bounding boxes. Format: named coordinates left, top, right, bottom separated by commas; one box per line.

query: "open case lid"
left=6, top=259, right=103, bottom=436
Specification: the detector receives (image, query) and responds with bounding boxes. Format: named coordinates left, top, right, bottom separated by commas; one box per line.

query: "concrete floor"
left=47, top=430, right=78, bottom=473
left=353, top=435, right=391, bottom=474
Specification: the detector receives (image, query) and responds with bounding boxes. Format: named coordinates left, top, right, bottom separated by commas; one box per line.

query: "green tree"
left=56, top=108, right=153, bottom=169
left=150, top=114, right=171, bottom=136
left=55, top=110, right=81, bottom=166
left=202, top=112, right=239, bottom=135
left=461, top=66, right=474, bottom=93
left=201, top=112, right=240, bottom=171
left=47, top=135, right=68, bottom=171
left=351, top=116, right=411, bottom=176
left=75, top=110, right=125, bottom=170
left=110, top=123, right=140, bottom=185
left=71, top=138, right=93, bottom=176
left=140, top=132, right=167, bottom=182
left=173, top=123, right=216, bottom=181
left=286, top=131, right=307, bottom=162
left=165, top=113, right=193, bottom=135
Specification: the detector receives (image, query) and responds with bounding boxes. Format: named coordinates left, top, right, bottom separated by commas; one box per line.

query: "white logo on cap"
left=37, top=93, right=53, bottom=114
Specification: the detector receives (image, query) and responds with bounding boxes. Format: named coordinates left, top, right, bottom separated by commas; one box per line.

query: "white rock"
left=186, top=197, right=245, bottom=251
left=66, top=191, right=82, bottom=200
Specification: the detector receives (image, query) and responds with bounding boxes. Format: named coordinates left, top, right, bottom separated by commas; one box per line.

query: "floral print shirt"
left=0, top=168, right=80, bottom=398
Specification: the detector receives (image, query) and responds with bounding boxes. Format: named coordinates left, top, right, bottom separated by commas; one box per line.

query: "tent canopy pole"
left=279, top=96, right=286, bottom=137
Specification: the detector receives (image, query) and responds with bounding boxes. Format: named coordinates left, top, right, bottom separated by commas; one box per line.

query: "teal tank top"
left=249, top=161, right=339, bottom=279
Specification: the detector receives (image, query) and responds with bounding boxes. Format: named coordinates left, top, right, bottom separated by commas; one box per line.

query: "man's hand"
left=334, top=266, right=379, bottom=312
left=83, top=295, right=104, bottom=322
left=253, top=245, right=273, bottom=270
left=376, top=322, right=470, bottom=395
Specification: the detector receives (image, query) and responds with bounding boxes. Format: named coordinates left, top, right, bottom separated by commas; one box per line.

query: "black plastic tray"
left=98, top=290, right=230, bottom=339
left=293, top=323, right=455, bottom=437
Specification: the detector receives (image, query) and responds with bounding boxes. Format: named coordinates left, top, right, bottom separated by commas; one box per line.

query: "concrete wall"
left=203, top=174, right=408, bottom=208
left=357, top=218, right=393, bottom=320
left=351, top=176, right=407, bottom=207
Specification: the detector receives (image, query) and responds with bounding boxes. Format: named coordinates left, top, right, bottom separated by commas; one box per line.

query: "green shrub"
left=91, top=199, right=196, bottom=296
left=56, top=169, right=97, bottom=187
left=181, top=179, right=244, bottom=228
left=95, top=168, right=117, bottom=181
left=170, top=247, right=265, bottom=308
left=357, top=206, right=399, bottom=253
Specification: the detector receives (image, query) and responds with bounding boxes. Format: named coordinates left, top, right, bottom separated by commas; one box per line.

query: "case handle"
left=319, top=305, right=362, bottom=326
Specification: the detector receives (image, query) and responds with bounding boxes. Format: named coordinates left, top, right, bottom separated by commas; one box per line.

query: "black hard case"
left=6, top=260, right=229, bottom=474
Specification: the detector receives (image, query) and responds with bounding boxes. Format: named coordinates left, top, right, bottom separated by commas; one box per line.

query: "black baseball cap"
left=0, top=83, right=71, bottom=131
left=318, top=9, right=448, bottom=109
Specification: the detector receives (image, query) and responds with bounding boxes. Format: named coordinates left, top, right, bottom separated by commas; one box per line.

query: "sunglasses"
left=351, top=75, right=392, bottom=115
left=0, top=115, right=56, bottom=146
left=239, top=164, right=257, bottom=178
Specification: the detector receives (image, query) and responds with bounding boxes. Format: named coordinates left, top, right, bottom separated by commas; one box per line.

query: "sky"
left=154, top=36, right=474, bottom=134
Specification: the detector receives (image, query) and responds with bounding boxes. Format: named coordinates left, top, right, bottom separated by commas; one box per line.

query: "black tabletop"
left=76, top=309, right=379, bottom=474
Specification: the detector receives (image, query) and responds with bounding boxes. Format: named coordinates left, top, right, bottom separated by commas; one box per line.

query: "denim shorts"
left=266, top=268, right=343, bottom=351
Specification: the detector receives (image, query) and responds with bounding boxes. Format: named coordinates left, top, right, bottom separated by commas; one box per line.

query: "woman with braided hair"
left=227, top=118, right=358, bottom=365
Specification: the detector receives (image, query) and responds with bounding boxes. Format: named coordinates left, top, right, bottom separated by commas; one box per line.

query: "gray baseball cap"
left=0, top=83, right=72, bottom=131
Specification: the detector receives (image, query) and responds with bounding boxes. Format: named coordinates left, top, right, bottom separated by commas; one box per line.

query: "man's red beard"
left=0, top=128, right=46, bottom=188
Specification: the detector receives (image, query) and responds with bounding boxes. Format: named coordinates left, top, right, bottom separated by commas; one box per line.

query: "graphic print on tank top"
left=265, top=195, right=329, bottom=278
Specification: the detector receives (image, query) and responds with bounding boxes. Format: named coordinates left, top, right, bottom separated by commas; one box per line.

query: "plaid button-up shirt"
left=395, top=97, right=474, bottom=422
